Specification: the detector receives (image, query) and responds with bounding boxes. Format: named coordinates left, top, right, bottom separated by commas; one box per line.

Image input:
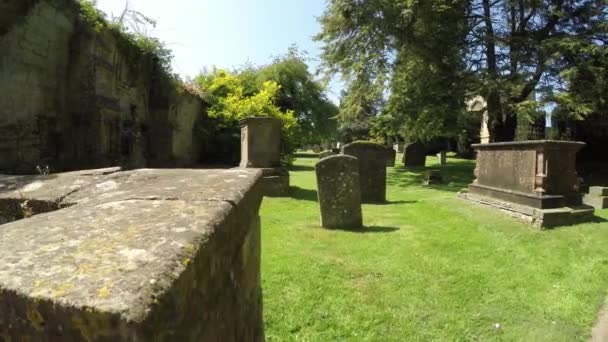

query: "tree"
left=316, top=0, right=608, bottom=143
left=254, top=48, right=339, bottom=146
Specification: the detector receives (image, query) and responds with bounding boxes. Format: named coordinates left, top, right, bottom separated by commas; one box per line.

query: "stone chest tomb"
left=459, top=140, right=595, bottom=228
left=239, top=117, right=289, bottom=197
left=0, top=168, right=265, bottom=340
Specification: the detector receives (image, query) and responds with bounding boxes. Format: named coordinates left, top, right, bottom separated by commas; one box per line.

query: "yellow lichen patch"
left=97, top=283, right=113, bottom=299
left=182, top=258, right=191, bottom=266
left=26, top=304, right=45, bottom=331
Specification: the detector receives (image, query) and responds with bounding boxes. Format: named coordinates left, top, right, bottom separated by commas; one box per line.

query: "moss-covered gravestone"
left=316, top=155, right=363, bottom=229
left=342, top=141, right=387, bottom=203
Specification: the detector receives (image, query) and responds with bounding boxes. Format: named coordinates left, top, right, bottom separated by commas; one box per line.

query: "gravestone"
left=584, top=187, right=608, bottom=209
left=319, top=150, right=337, bottom=159
left=316, top=155, right=363, bottom=229
left=437, top=151, right=447, bottom=165
left=403, top=141, right=426, bottom=167
left=342, top=141, right=387, bottom=203
left=386, top=146, right=396, bottom=167
left=240, top=117, right=289, bottom=196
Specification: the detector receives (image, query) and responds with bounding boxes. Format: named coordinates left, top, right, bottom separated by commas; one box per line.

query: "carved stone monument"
left=240, top=117, right=289, bottom=196
left=459, top=140, right=595, bottom=228
left=316, top=155, right=363, bottom=230
left=342, top=141, right=387, bottom=203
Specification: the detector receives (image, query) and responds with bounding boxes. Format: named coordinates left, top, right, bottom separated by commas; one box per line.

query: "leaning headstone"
left=403, top=141, right=426, bottom=167
left=342, top=141, right=387, bottom=203
left=319, top=150, right=337, bottom=159
left=437, top=151, right=447, bottom=165
left=316, top=155, right=363, bottom=229
left=584, top=187, right=608, bottom=209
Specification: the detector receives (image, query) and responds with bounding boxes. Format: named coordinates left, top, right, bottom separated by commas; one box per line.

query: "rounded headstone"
left=319, top=150, right=337, bottom=159
left=342, top=141, right=388, bottom=203
left=403, top=141, right=426, bottom=167
left=316, top=155, right=363, bottom=229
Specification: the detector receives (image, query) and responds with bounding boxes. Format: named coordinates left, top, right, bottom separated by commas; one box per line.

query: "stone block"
left=316, top=155, right=362, bottom=230
left=589, top=186, right=608, bottom=196
left=583, top=194, right=608, bottom=209
left=240, top=117, right=282, bottom=168
left=259, top=167, right=290, bottom=197
left=403, top=141, right=426, bottom=167
left=342, top=141, right=387, bottom=204
left=0, top=168, right=265, bottom=340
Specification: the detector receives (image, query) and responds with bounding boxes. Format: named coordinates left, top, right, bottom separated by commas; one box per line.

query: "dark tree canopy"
left=316, top=0, right=608, bottom=143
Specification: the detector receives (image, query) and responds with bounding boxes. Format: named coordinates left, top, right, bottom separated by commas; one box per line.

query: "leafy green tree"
left=254, top=48, right=339, bottom=146
left=317, top=0, right=608, bottom=142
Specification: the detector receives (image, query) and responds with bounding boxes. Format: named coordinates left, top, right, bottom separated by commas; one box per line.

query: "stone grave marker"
left=403, top=141, right=426, bottom=167
left=584, top=187, right=608, bottom=209
left=342, top=141, right=387, bottom=203
left=437, top=151, right=447, bottom=165
left=316, top=155, right=363, bottom=229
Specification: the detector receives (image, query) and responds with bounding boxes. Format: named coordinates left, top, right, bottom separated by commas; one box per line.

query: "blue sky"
left=95, top=0, right=342, bottom=102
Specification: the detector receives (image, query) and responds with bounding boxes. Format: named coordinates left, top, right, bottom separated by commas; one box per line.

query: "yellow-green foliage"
left=203, top=70, right=297, bottom=129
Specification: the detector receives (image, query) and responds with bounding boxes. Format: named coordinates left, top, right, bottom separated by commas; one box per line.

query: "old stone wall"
left=0, top=0, right=211, bottom=174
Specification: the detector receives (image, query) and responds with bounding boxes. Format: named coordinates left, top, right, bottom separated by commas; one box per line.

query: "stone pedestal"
left=342, top=142, right=387, bottom=203
left=459, top=140, right=594, bottom=228
left=240, top=118, right=282, bottom=168
left=584, top=187, right=608, bottom=209
left=239, top=117, right=289, bottom=196
left=403, top=141, right=426, bottom=167
left=316, top=155, right=363, bottom=230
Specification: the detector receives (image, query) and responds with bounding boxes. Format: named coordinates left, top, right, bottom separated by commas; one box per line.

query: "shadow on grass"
left=331, top=226, right=400, bottom=234
left=290, top=186, right=318, bottom=202
left=389, top=159, right=475, bottom=193
left=289, top=164, right=315, bottom=172
left=591, top=216, right=608, bottom=224
left=294, top=153, right=318, bottom=158
left=373, top=200, right=418, bottom=205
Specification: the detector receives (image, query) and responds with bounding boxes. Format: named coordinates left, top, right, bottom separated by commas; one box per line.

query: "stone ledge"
left=458, top=191, right=595, bottom=229
left=0, top=168, right=265, bottom=340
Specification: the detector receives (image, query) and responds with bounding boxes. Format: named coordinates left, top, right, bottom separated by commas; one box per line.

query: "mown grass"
left=260, top=154, right=608, bottom=341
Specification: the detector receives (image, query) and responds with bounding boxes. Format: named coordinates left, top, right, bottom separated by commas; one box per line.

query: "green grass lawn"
left=260, top=154, right=608, bottom=341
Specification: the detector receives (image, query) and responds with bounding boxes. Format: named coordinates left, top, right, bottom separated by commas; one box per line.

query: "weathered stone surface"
left=240, top=117, right=282, bottom=168
left=316, top=155, right=362, bottom=229
left=258, top=168, right=290, bottom=197
left=319, top=150, right=337, bottom=159
left=342, top=141, right=387, bottom=203
left=589, top=186, right=608, bottom=196
left=584, top=187, right=608, bottom=209
left=458, top=191, right=595, bottom=229
left=461, top=140, right=595, bottom=228
left=0, top=1, right=210, bottom=174
left=403, top=141, right=426, bottom=167
left=0, top=168, right=265, bottom=340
